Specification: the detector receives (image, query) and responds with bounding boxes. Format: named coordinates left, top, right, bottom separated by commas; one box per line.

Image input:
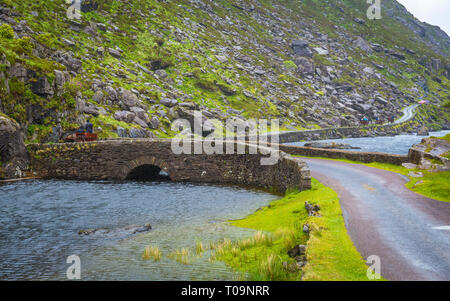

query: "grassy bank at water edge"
left=212, top=178, right=381, bottom=281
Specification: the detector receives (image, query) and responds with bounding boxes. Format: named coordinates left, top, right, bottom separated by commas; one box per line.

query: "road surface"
left=394, top=104, right=420, bottom=124
left=303, top=157, right=450, bottom=281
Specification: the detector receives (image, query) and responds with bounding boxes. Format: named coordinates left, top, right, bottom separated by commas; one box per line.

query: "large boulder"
left=117, top=88, right=139, bottom=109
left=129, top=107, right=148, bottom=122
left=30, top=76, right=54, bottom=97
left=176, top=108, right=215, bottom=137
left=291, top=40, right=313, bottom=57
left=160, top=98, right=178, bottom=108
left=114, top=111, right=135, bottom=123
left=408, top=137, right=450, bottom=172
left=353, top=37, right=372, bottom=54
left=294, top=57, right=314, bottom=75
left=129, top=128, right=155, bottom=138
left=416, top=126, right=429, bottom=136
left=148, top=116, right=160, bottom=130
left=0, top=115, right=29, bottom=179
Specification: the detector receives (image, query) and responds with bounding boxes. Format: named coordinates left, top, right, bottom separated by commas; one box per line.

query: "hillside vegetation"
left=0, top=0, right=449, bottom=142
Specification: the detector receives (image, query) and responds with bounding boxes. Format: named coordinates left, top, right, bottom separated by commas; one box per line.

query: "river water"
left=285, top=130, right=450, bottom=155
left=0, top=180, right=276, bottom=280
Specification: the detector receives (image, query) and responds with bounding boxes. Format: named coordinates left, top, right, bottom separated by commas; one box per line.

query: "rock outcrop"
left=0, top=116, right=29, bottom=179
left=408, top=137, right=450, bottom=172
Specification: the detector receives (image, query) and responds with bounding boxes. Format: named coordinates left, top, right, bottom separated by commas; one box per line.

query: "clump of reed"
left=168, top=248, right=191, bottom=264
left=195, top=241, right=205, bottom=255
left=142, top=246, right=162, bottom=261
left=252, top=231, right=273, bottom=246
left=255, top=254, right=285, bottom=281
left=275, top=227, right=298, bottom=249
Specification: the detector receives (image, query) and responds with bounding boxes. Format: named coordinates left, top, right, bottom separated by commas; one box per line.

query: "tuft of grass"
left=168, top=248, right=191, bottom=265
left=142, top=246, right=162, bottom=261
left=254, top=254, right=285, bottom=281
left=195, top=241, right=205, bottom=255
left=252, top=231, right=273, bottom=246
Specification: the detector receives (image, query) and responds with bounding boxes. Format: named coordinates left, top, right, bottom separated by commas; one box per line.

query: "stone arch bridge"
left=27, top=139, right=311, bottom=193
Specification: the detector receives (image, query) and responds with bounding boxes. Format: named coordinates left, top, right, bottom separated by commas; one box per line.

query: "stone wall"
left=269, top=122, right=416, bottom=144
left=276, top=144, right=409, bottom=165
left=27, top=139, right=311, bottom=193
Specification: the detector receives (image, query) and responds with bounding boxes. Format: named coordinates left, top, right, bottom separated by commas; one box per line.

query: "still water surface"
left=285, top=130, right=450, bottom=155
left=0, top=180, right=276, bottom=280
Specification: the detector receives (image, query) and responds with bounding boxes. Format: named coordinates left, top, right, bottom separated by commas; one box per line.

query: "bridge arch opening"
left=125, top=164, right=171, bottom=181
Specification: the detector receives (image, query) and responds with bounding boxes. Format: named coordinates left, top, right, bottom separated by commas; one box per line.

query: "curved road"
left=394, top=104, right=420, bottom=124
left=303, top=158, right=450, bottom=281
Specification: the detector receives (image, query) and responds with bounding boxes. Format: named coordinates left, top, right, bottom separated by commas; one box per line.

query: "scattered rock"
left=294, top=57, right=314, bottom=75
left=108, top=48, right=121, bottom=59
left=291, top=40, right=313, bottom=57
left=302, top=224, right=310, bottom=234
left=148, top=116, right=160, bottom=129
left=305, top=201, right=320, bottom=216
left=114, top=110, right=135, bottom=123
left=354, top=37, right=372, bottom=53
left=408, top=171, right=423, bottom=178
left=79, top=224, right=152, bottom=236
left=287, top=244, right=306, bottom=258
left=313, top=47, right=328, bottom=55
left=354, top=17, right=365, bottom=25
left=402, top=163, right=418, bottom=169
left=416, top=126, right=429, bottom=136
left=160, top=98, right=178, bottom=108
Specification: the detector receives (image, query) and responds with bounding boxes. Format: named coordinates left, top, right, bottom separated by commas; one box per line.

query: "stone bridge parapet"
left=27, top=139, right=311, bottom=193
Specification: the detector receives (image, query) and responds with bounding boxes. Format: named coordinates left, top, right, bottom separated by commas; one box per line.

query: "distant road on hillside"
left=394, top=104, right=420, bottom=124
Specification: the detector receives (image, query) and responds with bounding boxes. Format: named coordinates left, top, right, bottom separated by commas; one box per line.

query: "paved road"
left=265, top=104, right=420, bottom=139
left=394, top=104, right=420, bottom=124
left=303, top=158, right=450, bottom=281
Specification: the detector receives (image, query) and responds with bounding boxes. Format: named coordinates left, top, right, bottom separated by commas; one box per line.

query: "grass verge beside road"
left=214, top=179, right=376, bottom=281
left=293, top=156, right=450, bottom=203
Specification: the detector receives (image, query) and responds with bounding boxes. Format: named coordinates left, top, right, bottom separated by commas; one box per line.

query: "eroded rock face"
left=408, top=137, right=450, bottom=172
left=0, top=116, right=29, bottom=179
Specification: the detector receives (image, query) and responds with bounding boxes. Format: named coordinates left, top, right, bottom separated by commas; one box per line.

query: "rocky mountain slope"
left=0, top=0, right=449, bottom=146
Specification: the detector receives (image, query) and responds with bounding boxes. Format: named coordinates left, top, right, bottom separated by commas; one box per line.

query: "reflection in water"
left=285, top=130, right=450, bottom=155
left=0, top=180, right=276, bottom=280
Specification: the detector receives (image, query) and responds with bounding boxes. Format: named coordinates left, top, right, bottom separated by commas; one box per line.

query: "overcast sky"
left=396, top=0, right=450, bottom=36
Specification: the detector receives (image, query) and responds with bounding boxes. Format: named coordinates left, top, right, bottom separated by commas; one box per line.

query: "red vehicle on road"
left=65, top=132, right=98, bottom=142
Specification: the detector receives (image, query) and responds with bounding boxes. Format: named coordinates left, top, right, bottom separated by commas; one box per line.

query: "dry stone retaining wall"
left=277, top=144, right=408, bottom=165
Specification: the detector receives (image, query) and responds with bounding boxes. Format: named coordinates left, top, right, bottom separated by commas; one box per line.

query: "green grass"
left=214, top=178, right=377, bottom=281
left=142, top=246, right=162, bottom=261
left=406, top=171, right=450, bottom=202
left=431, top=133, right=450, bottom=142
left=294, top=155, right=450, bottom=203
